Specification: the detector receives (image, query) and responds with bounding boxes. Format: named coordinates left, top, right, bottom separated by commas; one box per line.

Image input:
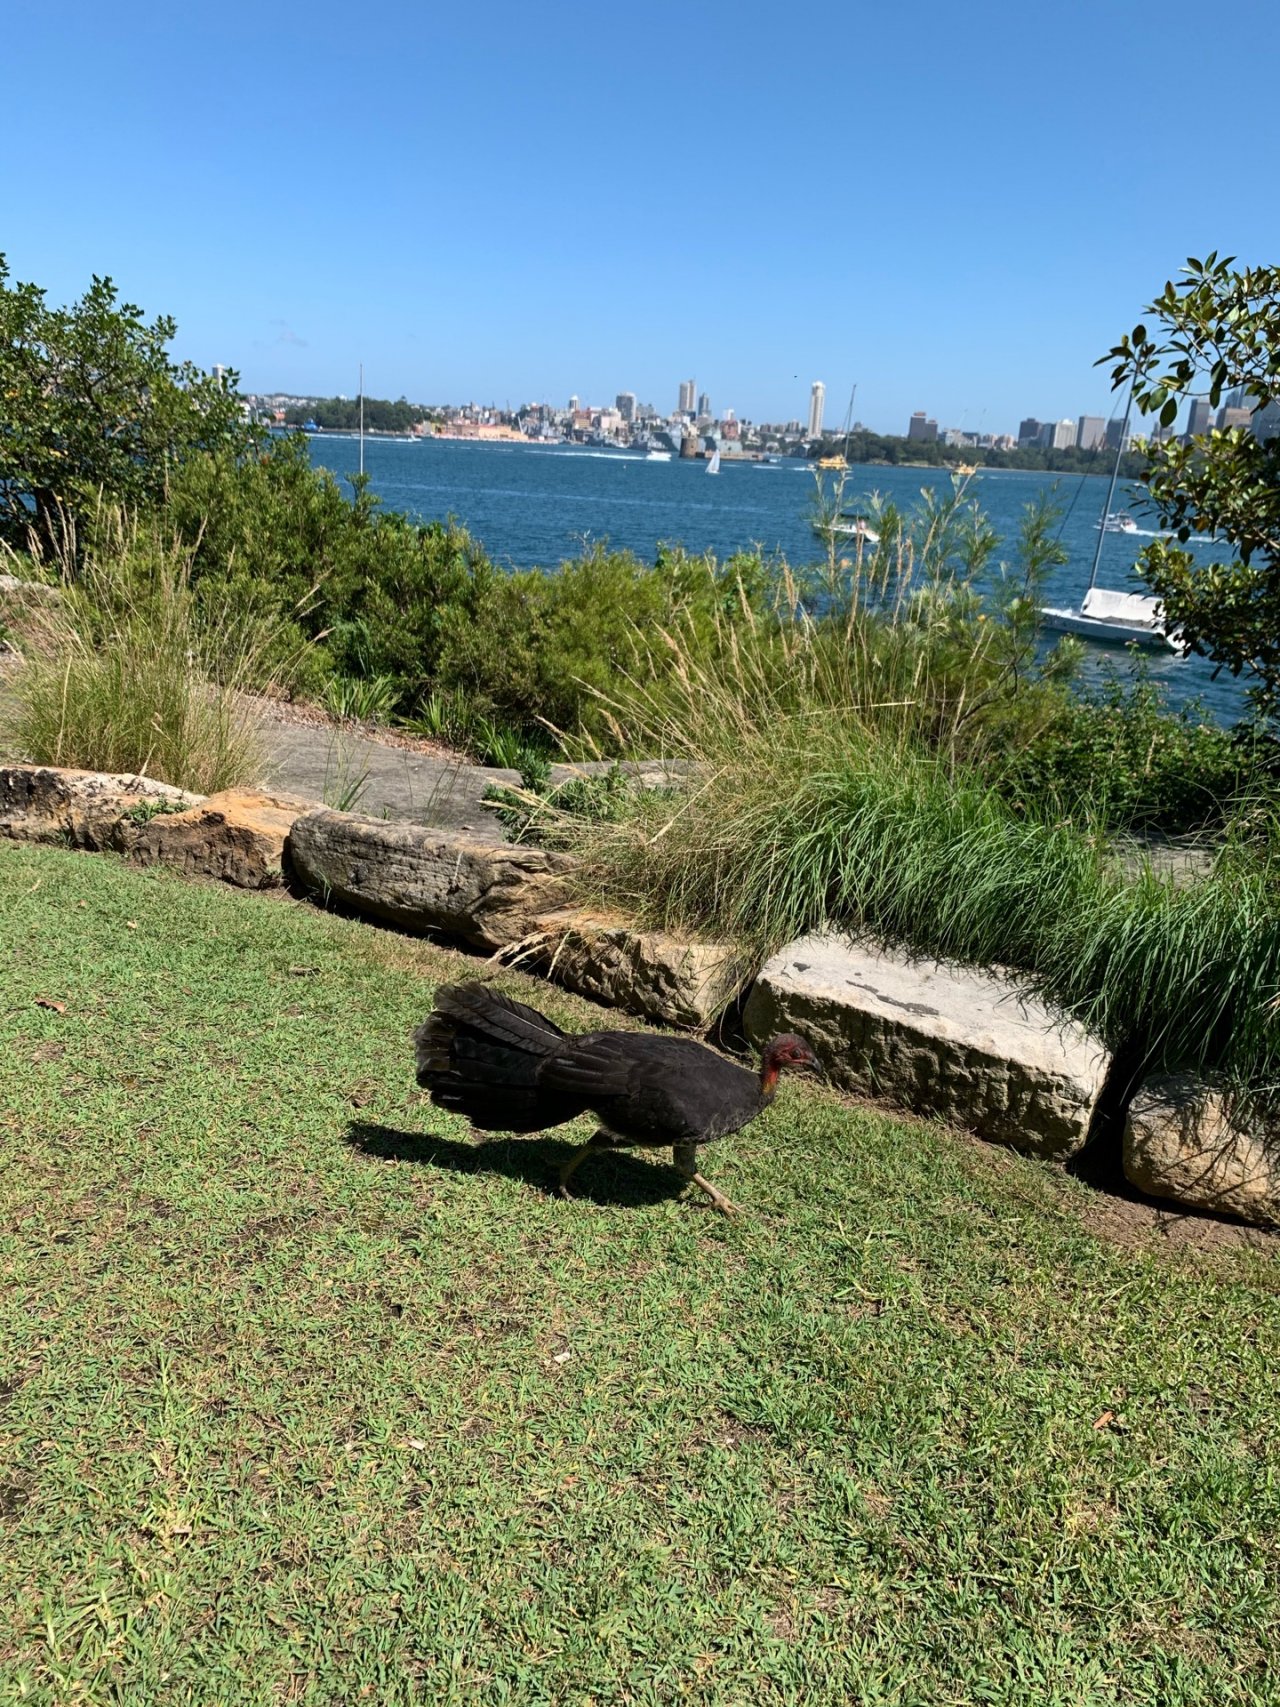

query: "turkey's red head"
left=760, top=1033, right=819, bottom=1094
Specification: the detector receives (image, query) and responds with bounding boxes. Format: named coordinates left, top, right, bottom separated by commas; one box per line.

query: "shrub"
left=998, top=669, right=1264, bottom=835
left=168, top=441, right=778, bottom=748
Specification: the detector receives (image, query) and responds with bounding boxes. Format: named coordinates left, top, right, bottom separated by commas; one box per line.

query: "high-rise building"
left=1077, top=415, right=1106, bottom=451
left=1186, top=399, right=1214, bottom=437
left=1017, top=417, right=1042, bottom=448
left=808, top=381, right=826, bottom=440
left=615, top=392, right=636, bottom=424
left=1219, top=404, right=1252, bottom=431
left=1253, top=400, right=1280, bottom=443
left=678, top=379, right=695, bottom=414
left=568, top=395, right=579, bottom=413
left=697, top=391, right=712, bottom=420
left=907, top=411, right=938, bottom=443
left=1044, top=419, right=1077, bottom=450
left=1104, top=416, right=1128, bottom=451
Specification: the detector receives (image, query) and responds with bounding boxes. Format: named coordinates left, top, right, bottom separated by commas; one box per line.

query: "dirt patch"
left=940, top=1120, right=1280, bottom=1257
left=1069, top=1141, right=1280, bottom=1256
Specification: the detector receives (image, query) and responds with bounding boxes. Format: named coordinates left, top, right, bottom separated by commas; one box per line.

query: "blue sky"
left=5, top=0, right=1276, bottom=434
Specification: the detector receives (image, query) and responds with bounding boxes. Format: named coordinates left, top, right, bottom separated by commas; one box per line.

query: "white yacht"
left=1041, top=586, right=1185, bottom=653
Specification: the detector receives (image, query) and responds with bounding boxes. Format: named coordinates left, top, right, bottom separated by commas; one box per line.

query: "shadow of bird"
left=344, top=1120, right=692, bottom=1210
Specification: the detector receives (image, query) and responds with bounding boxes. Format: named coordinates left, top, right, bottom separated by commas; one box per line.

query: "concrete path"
left=257, top=721, right=521, bottom=843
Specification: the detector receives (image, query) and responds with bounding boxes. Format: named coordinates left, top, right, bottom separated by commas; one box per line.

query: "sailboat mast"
left=359, top=363, right=365, bottom=477
left=1086, top=377, right=1135, bottom=594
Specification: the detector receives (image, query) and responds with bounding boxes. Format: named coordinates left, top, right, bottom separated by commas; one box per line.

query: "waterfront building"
left=907, top=411, right=938, bottom=443
left=1017, top=417, right=1042, bottom=448
left=808, top=381, right=826, bottom=440
left=1077, top=415, right=1105, bottom=451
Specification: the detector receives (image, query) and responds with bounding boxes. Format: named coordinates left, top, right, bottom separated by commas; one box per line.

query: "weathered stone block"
left=743, top=933, right=1109, bottom=1160
left=0, top=763, right=199, bottom=850
left=118, top=791, right=309, bottom=889
left=535, top=914, right=743, bottom=1028
left=1124, top=1076, right=1280, bottom=1226
left=288, top=809, right=575, bottom=949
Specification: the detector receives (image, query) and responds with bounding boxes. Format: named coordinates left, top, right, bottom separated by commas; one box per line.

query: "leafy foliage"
left=283, top=396, right=436, bottom=432
left=1102, top=255, right=1280, bottom=715
left=999, top=669, right=1262, bottom=834
left=168, top=437, right=777, bottom=746
left=0, top=257, right=256, bottom=553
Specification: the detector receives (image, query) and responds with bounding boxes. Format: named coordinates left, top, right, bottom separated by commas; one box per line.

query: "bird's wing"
left=540, top=1034, right=759, bottom=1144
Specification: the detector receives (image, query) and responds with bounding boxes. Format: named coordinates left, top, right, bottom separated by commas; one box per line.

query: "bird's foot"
left=691, top=1172, right=739, bottom=1217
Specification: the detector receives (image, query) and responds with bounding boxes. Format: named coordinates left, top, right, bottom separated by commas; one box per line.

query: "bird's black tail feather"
left=413, top=982, right=587, bottom=1134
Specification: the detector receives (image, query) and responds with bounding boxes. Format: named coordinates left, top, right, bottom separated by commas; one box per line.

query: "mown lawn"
left=1, top=843, right=1278, bottom=1705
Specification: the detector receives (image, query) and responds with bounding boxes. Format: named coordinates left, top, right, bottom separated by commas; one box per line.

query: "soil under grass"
left=2, top=844, right=1279, bottom=1704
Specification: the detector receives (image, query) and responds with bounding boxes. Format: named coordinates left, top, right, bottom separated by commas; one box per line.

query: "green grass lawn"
left=2, top=844, right=1278, bottom=1705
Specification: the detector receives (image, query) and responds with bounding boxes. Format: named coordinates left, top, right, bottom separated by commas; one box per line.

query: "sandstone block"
left=1124, top=1076, right=1280, bottom=1226
left=743, top=933, right=1109, bottom=1160
left=535, top=914, right=743, bottom=1028
left=118, top=790, right=310, bottom=888
left=288, top=809, right=575, bottom=949
left=0, top=763, right=199, bottom=851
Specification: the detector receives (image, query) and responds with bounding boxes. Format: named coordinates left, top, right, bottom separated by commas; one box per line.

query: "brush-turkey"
left=414, top=982, right=817, bottom=1215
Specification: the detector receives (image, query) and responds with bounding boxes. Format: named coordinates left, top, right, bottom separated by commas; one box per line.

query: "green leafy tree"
left=0, top=257, right=257, bottom=554
left=1102, top=255, right=1280, bottom=715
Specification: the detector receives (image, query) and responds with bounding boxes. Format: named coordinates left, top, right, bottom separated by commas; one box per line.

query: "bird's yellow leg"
left=673, top=1144, right=739, bottom=1216
left=558, top=1129, right=611, bottom=1201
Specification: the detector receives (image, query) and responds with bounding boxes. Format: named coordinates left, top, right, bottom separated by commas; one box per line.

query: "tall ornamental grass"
left=552, top=500, right=1280, bottom=1090
left=3, top=511, right=285, bottom=793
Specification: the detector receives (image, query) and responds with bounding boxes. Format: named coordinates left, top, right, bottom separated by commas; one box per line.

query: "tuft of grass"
left=1, top=843, right=1279, bottom=1704
left=3, top=511, right=281, bottom=793
left=321, top=672, right=400, bottom=726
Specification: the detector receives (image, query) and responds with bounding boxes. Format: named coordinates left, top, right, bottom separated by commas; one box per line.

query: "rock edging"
left=744, top=932, right=1109, bottom=1161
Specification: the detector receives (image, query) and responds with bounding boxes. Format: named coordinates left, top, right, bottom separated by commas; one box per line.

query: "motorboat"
left=1096, top=511, right=1139, bottom=534
left=812, top=512, right=880, bottom=546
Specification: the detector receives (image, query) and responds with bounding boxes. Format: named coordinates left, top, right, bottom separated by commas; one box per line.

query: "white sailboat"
left=706, top=449, right=721, bottom=475
left=1040, top=387, right=1185, bottom=654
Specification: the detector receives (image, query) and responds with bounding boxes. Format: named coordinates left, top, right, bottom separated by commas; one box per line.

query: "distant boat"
left=645, top=449, right=671, bottom=461
left=706, top=450, right=721, bottom=475
left=816, top=454, right=847, bottom=470
left=1040, top=383, right=1184, bottom=653
left=1041, top=587, right=1185, bottom=652
left=813, top=512, right=879, bottom=545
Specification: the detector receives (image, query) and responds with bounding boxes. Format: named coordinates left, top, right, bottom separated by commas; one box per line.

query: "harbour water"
left=305, top=435, right=1246, bottom=723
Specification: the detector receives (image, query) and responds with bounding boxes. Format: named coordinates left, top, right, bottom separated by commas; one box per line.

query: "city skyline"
left=4, top=0, right=1276, bottom=434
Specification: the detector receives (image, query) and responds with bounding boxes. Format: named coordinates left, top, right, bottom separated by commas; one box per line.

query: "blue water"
left=305, top=435, right=1246, bottom=724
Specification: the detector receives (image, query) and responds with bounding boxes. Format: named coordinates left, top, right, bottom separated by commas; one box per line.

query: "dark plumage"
left=414, top=982, right=818, bottom=1214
